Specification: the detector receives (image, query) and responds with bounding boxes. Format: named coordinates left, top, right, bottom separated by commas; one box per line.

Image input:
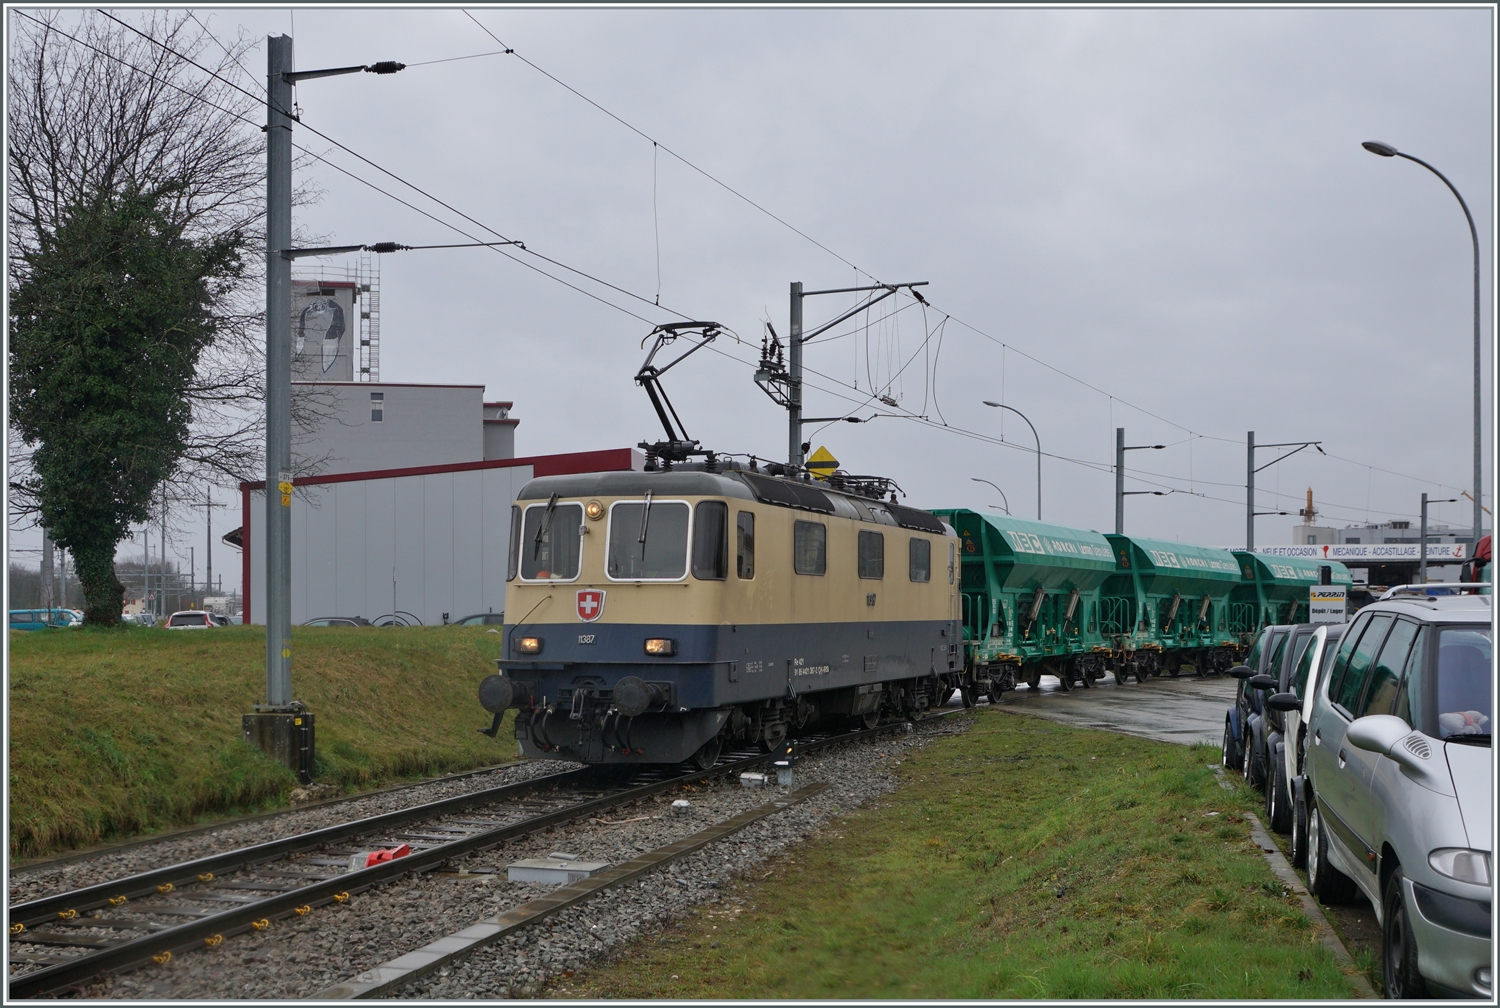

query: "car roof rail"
left=1377, top=583, right=1492, bottom=601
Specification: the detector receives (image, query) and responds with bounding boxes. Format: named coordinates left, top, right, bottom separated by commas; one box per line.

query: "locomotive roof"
left=516, top=469, right=952, bottom=534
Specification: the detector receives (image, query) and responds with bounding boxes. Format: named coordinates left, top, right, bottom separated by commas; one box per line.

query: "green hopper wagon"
left=1229, top=552, right=1353, bottom=641
left=933, top=510, right=1116, bottom=699
left=1101, top=535, right=1244, bottom=682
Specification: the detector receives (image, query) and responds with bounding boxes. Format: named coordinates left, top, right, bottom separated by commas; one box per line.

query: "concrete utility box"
left=506, top=855, right=611, bottom=884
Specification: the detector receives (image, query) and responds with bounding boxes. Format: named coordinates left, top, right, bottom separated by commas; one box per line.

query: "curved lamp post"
left=982, top=401, right=1041, bottom=520
left=970, top=477, right=1011, bottom=515
left=1363, top=140, right=1484, bottom=549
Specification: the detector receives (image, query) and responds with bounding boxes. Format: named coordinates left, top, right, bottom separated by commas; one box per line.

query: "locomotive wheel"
left=960, top=686, right=977, bottom=708
left=762, top=722, right=789, bottom=752
left=692, top=735, right=722, bottom=771
left=859, top=709, right=880, bottom=730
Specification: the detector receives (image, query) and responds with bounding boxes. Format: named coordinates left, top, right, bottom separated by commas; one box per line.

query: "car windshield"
left=1435, top=625, right=1491, bottom=743
left=608, top=501, right=689, bottom=580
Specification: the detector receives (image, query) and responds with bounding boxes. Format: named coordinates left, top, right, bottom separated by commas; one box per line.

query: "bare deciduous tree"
left=8, top=10, right=333, bottom=530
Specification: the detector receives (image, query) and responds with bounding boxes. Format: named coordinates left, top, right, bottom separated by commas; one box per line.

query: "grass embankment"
left=557, top=710, right=1359, bottom=1000
left=8, top=625, right=513, bottom=857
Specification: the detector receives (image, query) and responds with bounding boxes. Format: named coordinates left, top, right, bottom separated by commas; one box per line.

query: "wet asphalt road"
left=967, top=672, right=1236, bottom=746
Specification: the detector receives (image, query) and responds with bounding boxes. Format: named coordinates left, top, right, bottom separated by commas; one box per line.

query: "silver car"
left=1303, top=593, right=1492, bottom=998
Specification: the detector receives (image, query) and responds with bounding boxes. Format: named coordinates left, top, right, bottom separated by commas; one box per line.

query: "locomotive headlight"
left=644, top=637, right=677, bottom=656
left=584, top=500, right=605, bottom=521
left=514, top=636, right=544, bottom=655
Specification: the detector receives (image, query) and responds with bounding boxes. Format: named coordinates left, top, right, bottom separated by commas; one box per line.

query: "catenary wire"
left=80, top=11, right=1469, bottom=519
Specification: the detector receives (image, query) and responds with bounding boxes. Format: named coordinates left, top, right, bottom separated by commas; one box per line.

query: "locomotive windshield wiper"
left=638, top=490, right=653, bottom=558
left=533, top=492, right=559, bottom=559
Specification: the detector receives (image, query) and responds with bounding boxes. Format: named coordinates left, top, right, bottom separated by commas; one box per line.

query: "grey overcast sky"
left=9, top=6, right=1496, bottom=592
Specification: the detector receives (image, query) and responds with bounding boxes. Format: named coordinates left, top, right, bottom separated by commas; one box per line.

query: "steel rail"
left=9, top=760, right=531, bottom=876
left=8, top=768, right=595, bottom=929
left=8, top=716, right=940, bottom=998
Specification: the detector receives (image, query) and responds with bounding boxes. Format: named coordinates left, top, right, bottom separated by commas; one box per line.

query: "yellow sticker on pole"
left=281, top=494, right=291, bottom=506
left=806, top=445, right=839, bottom=481
left=277, top=481, right=294, bottom=494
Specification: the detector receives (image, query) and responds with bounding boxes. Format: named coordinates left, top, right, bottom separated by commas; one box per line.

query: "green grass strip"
left=8, top=625, right=513, bottom=857
left=560, top=709, right=1359, bottom=1000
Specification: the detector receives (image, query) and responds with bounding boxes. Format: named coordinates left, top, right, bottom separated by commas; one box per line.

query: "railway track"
left=7, top=717, right=938, bottom=999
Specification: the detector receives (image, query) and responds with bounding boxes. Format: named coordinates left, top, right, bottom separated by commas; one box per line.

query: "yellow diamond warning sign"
left=806, top=445, right=839, bottom=481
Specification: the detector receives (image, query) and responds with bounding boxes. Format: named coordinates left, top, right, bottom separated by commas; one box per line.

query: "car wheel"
left=1267, top=756, right=1292, bottom=834
left=1290, top=784, right=1310, bottom=869
left=1383, top=867, right=1429, bottom=1000
left=1221, top=719, right=1241, bottom=770
left=1307, top=801, right=1357, bottom=905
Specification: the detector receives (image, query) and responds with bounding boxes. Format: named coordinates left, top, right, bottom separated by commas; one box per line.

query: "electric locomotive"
left=476, top=321, right=961, bottom=767
left=476, top=463, right=960, bottom=766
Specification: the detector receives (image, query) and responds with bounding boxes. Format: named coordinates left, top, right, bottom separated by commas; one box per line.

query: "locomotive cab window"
left=909, top=537, right=931, bottom=582
left=692, top=501, right=728, bottom=580
left=794, top=520, right=826, bottom=576
left=858, top=530, right=884, bottom=579
left=736, top=511, right=755, bottom=579
left=518, top=501, right=583, bottom=581
left=608, top=500, right=690, bottom=580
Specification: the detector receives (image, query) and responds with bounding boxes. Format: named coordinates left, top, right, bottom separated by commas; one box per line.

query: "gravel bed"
left=63, top=716, right=973, bottom=1000
left=9, top=759, right=581, bottom=906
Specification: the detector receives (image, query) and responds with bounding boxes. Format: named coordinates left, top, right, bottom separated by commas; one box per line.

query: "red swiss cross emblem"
left=576, top=589, right=605, bottom=622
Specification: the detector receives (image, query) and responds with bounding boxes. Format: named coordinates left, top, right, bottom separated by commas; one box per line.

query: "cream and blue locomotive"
left=477, top=320, right=961, bottom=767
left=477, top=466, right=961, bottom=767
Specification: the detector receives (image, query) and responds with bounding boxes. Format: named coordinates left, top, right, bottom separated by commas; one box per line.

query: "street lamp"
left=1363, top=141, right=1484, bottom=551
left=1114, top=428, right=1165, bottom=534
left=1419, top=493, right=1460, bottom=584
left=970, top=477, right=1010, bottom=515
left=1246, top=431, right=1323, bottom=551
left=982, top=401, right=1041, bottom=520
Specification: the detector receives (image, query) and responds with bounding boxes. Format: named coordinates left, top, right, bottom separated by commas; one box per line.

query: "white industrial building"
left=237, top=381, right=641, bottom=626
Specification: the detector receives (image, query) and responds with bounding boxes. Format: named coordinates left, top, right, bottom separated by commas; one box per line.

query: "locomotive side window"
left=909, top=537, right=931, bottom=582
left=949, top=542, right=956, bottom=584
left=858, top=530, right=885, bottom=579
left=507, top=505, right=521, bottom=582
left=794, top=520, right=826, bottom=575
left=607, top=500, right=690, bottom=580
left=519, top=502, right=583, bottom=581
left=736, top=511, right=755, bottom=579
left=692, top=501, right=729, bottom=580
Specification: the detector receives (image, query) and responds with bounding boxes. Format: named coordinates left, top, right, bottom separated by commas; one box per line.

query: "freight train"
left=474, top=319, right=1351, bottom=766
left=475, top=478, right=1350, bottom=765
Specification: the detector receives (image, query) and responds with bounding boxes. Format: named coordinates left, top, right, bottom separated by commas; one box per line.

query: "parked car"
left=1302, top=592, right=1492, bottom=999
left=302, top=616, right=372, bottom=627
left=1262, top=623, right=1347, bottom=860
left=1223, top=624, right=1292, bottom=786
left=163, top=610, right=218, bottom=629
left=121, top=612, right=158, bottom=627
left=1254, top=623, right=1322, bottom=819
left=8, top=608, right=81, bottom=631
left=450, top=612, right=504, bottom=626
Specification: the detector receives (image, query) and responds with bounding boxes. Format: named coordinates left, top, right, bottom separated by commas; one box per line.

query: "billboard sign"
left=291, top=280, right=357, bottom=382
left=1309, top=586, right=1348, bottom=623
left=1252, top=543, right=1466, bottom=563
